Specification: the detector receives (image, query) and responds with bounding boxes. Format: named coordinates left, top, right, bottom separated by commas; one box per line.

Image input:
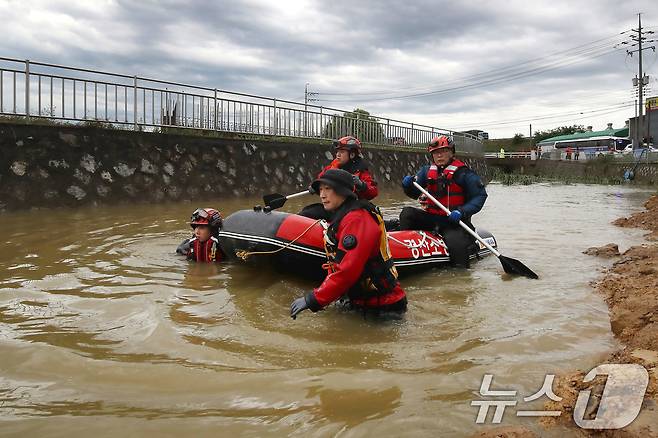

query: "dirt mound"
left=583, top=243, right=620, bottom=258
left=613, top=195, right=658, bottom=241
left=598, top=245, right=658, bottom=349
left=470, top=426, right=539, bottom=438
left=543, top=192, right=658, bottom=436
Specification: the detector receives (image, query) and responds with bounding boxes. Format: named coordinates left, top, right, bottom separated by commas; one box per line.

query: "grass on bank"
left=1, top=115, right=487, bottom=156
left=491, top=169, right=627, bottom=186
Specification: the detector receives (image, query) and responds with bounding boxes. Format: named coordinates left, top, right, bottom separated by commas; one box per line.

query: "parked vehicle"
left=622, top=144, right=658, bottom=156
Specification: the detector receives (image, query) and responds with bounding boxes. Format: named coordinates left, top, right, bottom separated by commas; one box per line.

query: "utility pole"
left=626, top=13, right=656, bottom=148
left=303, top=83, right=319, bottom=137
left=304, top=83, right=309, bottom=136
left=304, top=83, right=309, bottom=110
left=635, top=95, right=638, bottom=142
left=529, top=123, right=533, bottom=155
left=637, top=13, right=644, bottom=149
left=648, top=100, right=652, bottom=146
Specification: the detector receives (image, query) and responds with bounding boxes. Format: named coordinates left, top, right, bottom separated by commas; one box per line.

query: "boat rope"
left=235, top=219, right=323, bottom=261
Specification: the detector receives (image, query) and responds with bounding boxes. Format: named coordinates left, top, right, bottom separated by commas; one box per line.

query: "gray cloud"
left=0, top=0, right=656, bottom=137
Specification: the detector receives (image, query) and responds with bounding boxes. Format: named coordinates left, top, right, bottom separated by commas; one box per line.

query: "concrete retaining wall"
left=0, top=123, right=490, bottom=212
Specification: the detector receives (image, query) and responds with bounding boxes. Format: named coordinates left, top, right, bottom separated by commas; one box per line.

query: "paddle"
left=413, top=181, right=539, bottom=279
left=263, top=189, right=312, bottom=210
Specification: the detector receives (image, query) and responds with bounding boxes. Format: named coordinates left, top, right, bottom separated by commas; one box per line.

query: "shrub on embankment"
left=490, top=157, right=658, bottom=185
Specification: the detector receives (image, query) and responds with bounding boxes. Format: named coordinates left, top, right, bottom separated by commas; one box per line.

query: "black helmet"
left=311, top=169, right=357, bottom=199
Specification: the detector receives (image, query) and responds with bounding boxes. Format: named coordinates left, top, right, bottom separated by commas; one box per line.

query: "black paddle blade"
left=499, top=255, right=539, bottom=279
left=263, top=193, right=286, bottom=209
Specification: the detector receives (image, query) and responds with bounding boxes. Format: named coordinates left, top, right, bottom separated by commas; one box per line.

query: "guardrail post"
left=25, top=59, right=30, bottom=120
left=214, top=88, right=218, bottom=131
left=133, top=75, right=138, bottom=130
left=273, top=98, right=278, bottom=135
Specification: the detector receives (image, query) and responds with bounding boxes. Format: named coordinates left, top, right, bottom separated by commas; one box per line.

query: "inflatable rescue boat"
left=218, top=208, right=497, bottom=278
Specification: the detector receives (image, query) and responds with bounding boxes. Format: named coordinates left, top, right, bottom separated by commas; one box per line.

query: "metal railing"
left=484, top=152, right=533, bottom=159
left=485, top=149, right=658, bottom=162
left=0, top=57, right=483, bottom=154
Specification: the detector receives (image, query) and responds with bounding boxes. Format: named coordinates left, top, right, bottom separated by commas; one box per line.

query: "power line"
left=316, top=45, right=625, bottom=103
left=457, top=106, right=633, bottom=134
left=454, top=101, right=635, bottom=127
left=314, top=34, right=627, bottom=103
left=519, top=106, right=634, bottom=130
left=319, top=33, right=625, bottom=97
left=453, top=102, right=635, bottom=130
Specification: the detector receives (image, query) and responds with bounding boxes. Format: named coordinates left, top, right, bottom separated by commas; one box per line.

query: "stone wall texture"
left=0, top=123, right=490, bottom=212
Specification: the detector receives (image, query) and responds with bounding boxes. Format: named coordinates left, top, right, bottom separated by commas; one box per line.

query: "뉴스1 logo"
left=573, top=364, right=648, bottom=429
left=472, top=364, right=649, bottom=430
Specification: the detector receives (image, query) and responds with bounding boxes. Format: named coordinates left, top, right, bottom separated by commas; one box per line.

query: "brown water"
left=0, top=184, right=653, bottom=437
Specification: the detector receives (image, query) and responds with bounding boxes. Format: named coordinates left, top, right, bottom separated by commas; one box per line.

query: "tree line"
left=510, top=125, right=587, bottom=144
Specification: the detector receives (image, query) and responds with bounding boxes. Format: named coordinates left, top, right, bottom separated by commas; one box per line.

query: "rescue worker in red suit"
left=290, top=169, right=407, bottom=319
left=299, top=136, right=378, bottom=220
left=400, top=135, right=487, bottom=268
left=176, top=208, right=224, bottom=263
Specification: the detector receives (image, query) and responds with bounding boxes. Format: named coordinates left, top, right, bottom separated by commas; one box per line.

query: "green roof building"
left=538, top=125, right=629, bottom=146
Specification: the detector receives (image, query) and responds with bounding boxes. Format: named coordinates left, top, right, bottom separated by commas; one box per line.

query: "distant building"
left=627, top=96, right=657, bottom=146
left=386, top=136, right=407, bottom=146
left=537, top=123, right=630, bottom=158
left=464, top=129, right=489, bottom=140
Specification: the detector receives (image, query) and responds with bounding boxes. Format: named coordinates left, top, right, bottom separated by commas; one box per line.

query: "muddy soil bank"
left=472, top=194, right=658, bottom=438
left=544, top=194, right=658, bottom=437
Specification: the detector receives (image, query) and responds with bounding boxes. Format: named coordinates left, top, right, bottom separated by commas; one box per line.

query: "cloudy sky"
left=1, top=0, right=657, bottom=138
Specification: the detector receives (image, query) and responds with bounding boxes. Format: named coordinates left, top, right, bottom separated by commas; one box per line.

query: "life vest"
left=322, top=156, right=370, bottom=178
left=340, top=156, right=369, bottom=175
left=420, top=159, right=467, bottom=216
left=188, top=236, right=222, bottom=263
left=322, top=200, right=399, bottom=300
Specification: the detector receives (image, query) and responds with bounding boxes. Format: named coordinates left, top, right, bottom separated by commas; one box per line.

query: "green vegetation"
left=321, top=108, right=387, bottom=144
left=80, top=120, right=117, bottom=130
left=0, top=115, right=397, bottom=150
left=490, top=155, right=637, bottom=185
left=533, top=124, right=585, bottom=143
left=491, top=171, right=542, bottom=185
left=0, top=114, right=485, bottom=156
left=512, top=133, right=525, bottom=144
left=484, top=125, right=589, bottom=153
left=0, top=115, right=118, bottom=130
left=491, top=169, right=625, bottom=186
left=483, top=137, right=533, bottom=152
left=0, top=114, right=61, bottom=126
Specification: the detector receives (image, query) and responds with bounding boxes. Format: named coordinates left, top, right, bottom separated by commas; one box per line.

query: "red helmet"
left=190, top=208, right=223, bottom=229
left=333, top=136, right=362, bottom=154
left=428, top=135, right=455, bottom=153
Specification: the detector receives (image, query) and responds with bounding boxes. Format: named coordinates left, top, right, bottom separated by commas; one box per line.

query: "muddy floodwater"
left=0, top=183, right=654, bottom=437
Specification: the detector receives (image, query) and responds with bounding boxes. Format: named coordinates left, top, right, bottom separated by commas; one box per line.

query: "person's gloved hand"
left=448, top=209, right=462, bottom=223
left=402, top=175, right=415, bottom=188
left=352, top=175, right=367, bottom=192
left=175, top=238, right=192, bottom=255
left=290, top=296, right=310, bottom=319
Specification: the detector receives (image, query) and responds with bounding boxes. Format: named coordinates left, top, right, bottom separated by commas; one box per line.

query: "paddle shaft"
left=412, top=181, right=502, bottom=257
left=286, top=190, right=311, bottom=200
